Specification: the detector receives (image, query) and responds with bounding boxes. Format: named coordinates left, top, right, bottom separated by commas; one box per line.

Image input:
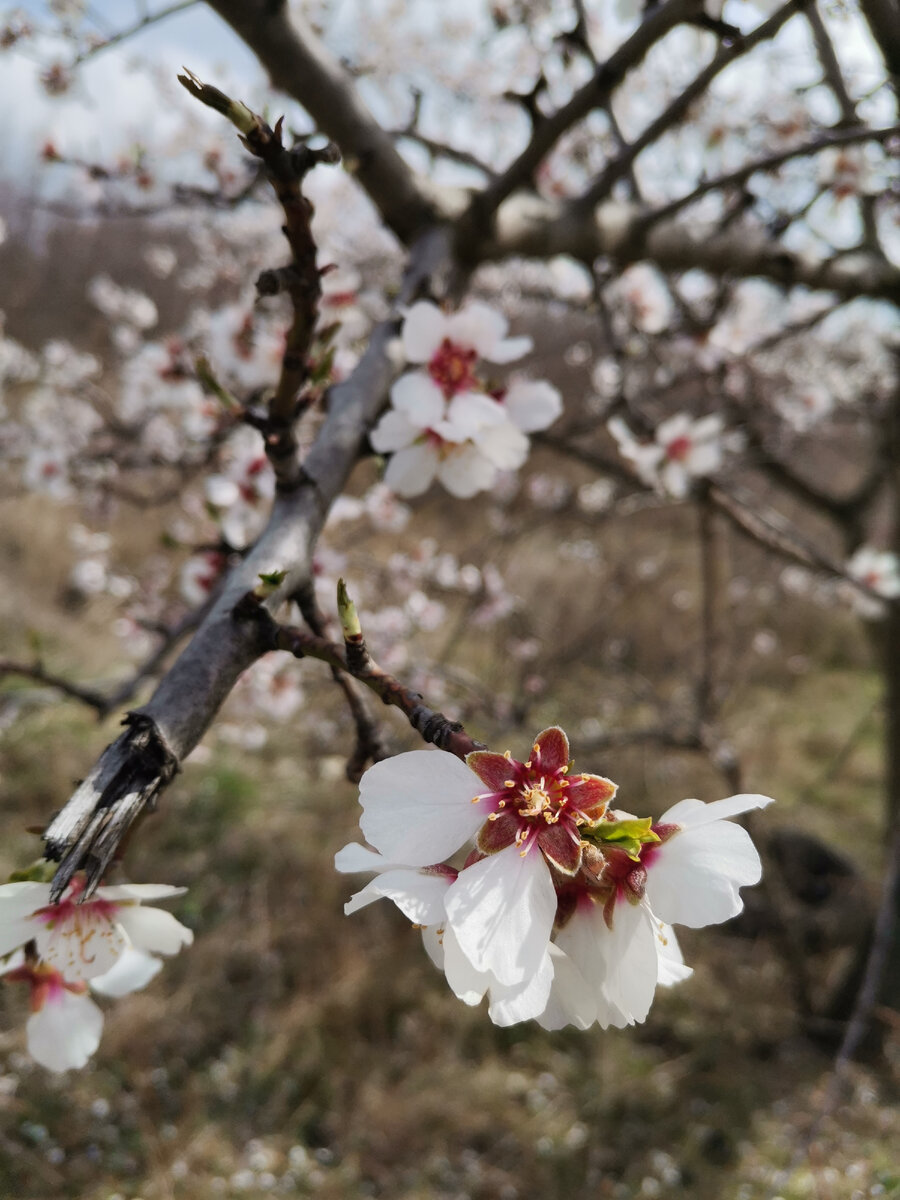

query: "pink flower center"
left=33, top=893, right=118, bottom=930
left=323, top=289, right=357, bottom=309
left=428, top=338, right=479, bottom=398
left=483, top=760, right=574, bottom=851
left=5, top=961, right=87, bottom=1012
left=666, top=435, right=692, bottom=462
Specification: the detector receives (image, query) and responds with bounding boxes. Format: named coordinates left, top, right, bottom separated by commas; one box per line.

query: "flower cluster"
left=337, top=727, right=772, bottom=1028
left=608, top=413, right=729, bottom=499
left=371, top=301, right=562, bottom=498
left=844, top=545, right=900, bottom=619
left=0, top=874, right=192, bottom=1071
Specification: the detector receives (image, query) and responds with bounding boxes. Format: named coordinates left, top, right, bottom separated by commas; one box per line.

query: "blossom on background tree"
left=0, top=874, right=192, bottom=1070
left=844, top=546, right=900, bottom=617
left=337, top=727, right=773, bottom=1029
left=607, top=413, right=729, bottom=499
left=370, top=301, right=562, bottom=497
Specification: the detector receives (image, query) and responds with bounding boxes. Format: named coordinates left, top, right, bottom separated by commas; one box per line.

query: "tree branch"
left=577, top=0, right=812, bottom=208
left=457, top=0, right=699, bottom=238
left=41, top=223, right=452, bottom=898
left=480, top=193, right=900, bottom=299
left=236, top=592, right=485, bottom=762
left=642, top=123, right=899, bottom=228
left=203, top=0, right=440, bottom=244
left=806, top=4, right=858, bottom=125
left=71, top=0, right=198, bottom=66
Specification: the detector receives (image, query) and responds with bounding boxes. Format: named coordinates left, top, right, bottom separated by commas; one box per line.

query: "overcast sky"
left=0, top=2, right=262, bottom=180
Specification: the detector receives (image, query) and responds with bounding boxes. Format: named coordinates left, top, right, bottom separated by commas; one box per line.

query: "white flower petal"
left=370, top=409, right=418, bottom=453
left=390, top=372, right=446, bottom=427
left=660, top=793, right=774, bottom=828
left=488, top=335, right=533, bottom=364
left=0, top=916, right=40, bottom=959
left=556, top=900, right=659, bottom=1027
left=657, top=413, right=692, bottom=443
left=0, top=882, right=51, bottom=915
left=644, top=821, right=763, bottom=928
left=474, top=422, right=530, bottom=471
left=384, top=443, right=439, bottom=497
left=442, top=924, right=490, bottom=1005
left=488, top=948, right=554, bottom=1026
left=660, top=459, right=690, bottom=498
left=90, top=947, right=163, bottom=997
left=26, top=990, right=104, bottom=1072
left=444, top=844, right=556, bottom=987
left=358, top=750, right=486, bottom=866
left=36, top=907, right=128, bottom=983
left=115, top=904, right=193, bottom=956
left=537, top=945, right=597, bottom=1031
left=691, top=414, right=725, bottom=440
left=334, top=843, right=394, bottom=874
left=437, top=444, right=497, bottom=497
left=502, top=380, right=562, bottom=432
left=656, top=925, right=692, bottom=987
left=421, top=924, right=444, bottom=971
left=401, top=301, right=448, bottom=362
left=95, top=884, right=186, bottom=902
left=445, top=391, right=507, bottom=435
left=445, top=303, right=509, bottom=357
left=0, top=883, right=52, bottom=955
left=344, top=868, right=450, bottom=925
left=597, top=901, right=660, bottom=1024
left=685, top=442, right=722, bottom=477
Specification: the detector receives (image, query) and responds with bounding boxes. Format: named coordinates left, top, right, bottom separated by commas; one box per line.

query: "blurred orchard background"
left=0, top=0, right=899, bottom=1197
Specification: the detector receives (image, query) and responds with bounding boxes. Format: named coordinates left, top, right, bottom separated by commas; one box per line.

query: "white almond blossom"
left=0, top=876, right=193, bottom=984
left=2, top=946, right=164, bottom=1072
left=205, top=428, right=275, bottom=548
left=845, top=546, right=900, bottom=609
left=340, top=728, right=773, bottom=1031
left=370, top=376, right=525, bottom=498
left=608, top=412, right=725, bottom=498
left=371, top=301, right=561, bottom=498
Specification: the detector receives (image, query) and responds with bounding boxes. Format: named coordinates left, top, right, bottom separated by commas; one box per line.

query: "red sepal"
left=476, top=810, right=520, bottom=855
left=467, top=750, right=518, bottom=790
left=538, top=823, right=583, bottom=876
left=532, top=726, right=569, bottom=774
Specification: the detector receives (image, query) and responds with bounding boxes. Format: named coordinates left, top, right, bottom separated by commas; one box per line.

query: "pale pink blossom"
left=846, top=546, right=900, bottom=600
left=401, top=300, right=532, bottom=371
left=608, top=413, right=725, bottom=498
left=180, top=551, right=228, bottom=607
left=2, top=947, right=164, bottom=1072
left=552, top=793, right=772, bottom=1027
left=370, top=373, right=526, bottom=498
left=0, top=876, right=193, bottom=984
left=371, top=301, right=560, bottom=498
left=844, top=546, right=900, bottom=618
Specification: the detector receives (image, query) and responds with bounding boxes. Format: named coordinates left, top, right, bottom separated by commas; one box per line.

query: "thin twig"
left=235, top=591, right=485, bottom=761
left=71, top=0, right=199, bottom=65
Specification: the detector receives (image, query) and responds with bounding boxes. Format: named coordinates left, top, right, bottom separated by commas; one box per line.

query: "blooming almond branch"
left=337, top=725, right=774, bottom=1030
